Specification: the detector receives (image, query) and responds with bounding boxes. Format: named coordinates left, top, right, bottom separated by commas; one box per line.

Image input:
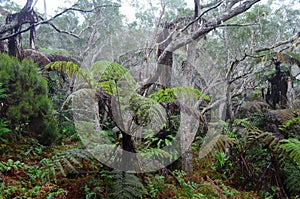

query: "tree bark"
left=147, top=0, right=261, bottom=86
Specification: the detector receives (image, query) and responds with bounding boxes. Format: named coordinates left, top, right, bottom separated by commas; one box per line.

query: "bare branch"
left=0, top=4, right=120, bottom=41
left=216, top=23, right=259, bottom=27
left=226, top=0, right=244, bottom=10
left=38, top=15, right=79, bottom=38
left=255, top=32, right=300, bottom=53
left=181, top=1, right=223, bottom=32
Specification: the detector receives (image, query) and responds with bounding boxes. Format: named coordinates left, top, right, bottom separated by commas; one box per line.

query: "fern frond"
left=280, top=138, right=300, bottom=168
left=45, top=61, right=86, bottom=78
left=248, top=131, right=282, bottom=152
left=282, top=163, right=300, bottom=195
left=108, top=171, right=146, bottom=199
left=198, top=133, right=235, bottom=166
left=91, top=61, right=129, bottom=80
left=39, top=148, right=95, bottom=183
left=129, top=94, right=167, bottom=130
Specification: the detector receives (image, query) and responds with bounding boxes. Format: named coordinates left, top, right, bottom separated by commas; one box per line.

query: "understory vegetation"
left=1, top=0, right=300, bottom=198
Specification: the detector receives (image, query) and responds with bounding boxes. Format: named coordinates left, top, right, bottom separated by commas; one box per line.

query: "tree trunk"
left=157, top=28, right=173, bottom=88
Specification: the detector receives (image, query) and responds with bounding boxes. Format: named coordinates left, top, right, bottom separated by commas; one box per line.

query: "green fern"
left=248, top=131, right=282, bottom=152
left=281, top=162, right=300, bottom=195
left=149, top=86, right=210, bottom=103
left=45, top=61, right=85, bottom=78
left=39, top=148, right=95, bottom=183
left=108, top=171, right=146, bottom=199
left=198, top=132, right=235, bottom=166
left=129, top=94, right=167, bottom=128
left=90, top=61, right=137, bottom=94
left=90, top=61, right=131, bottom=81
left=0, top=83, right=10, bottom=142
left=279, top=116, right=300, bottom=132
left=280, top=138, right=300, bottom=168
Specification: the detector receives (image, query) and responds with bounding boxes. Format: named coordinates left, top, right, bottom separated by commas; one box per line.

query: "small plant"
left=146, top=175, right=166, bottom=198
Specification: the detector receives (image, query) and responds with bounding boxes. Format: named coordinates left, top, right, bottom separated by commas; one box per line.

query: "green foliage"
left=279, top=116, right=300, bottom=132
left=129, top=94, right=166, bottom=127
left=0, top=119, right=10, bottom=142
left=46, top=60, right=135, bottom=95
left=0, top=82, right=7, bottom=98
left=91, top=61, right=136, bottom=94
left=280, top=138, right=300, bottom=168
left=149, top=86, right=210, bottom=103
left=146, top=175, right=166, bottom=198
left=149, top=87, right=176, bottom=103
left=0, top=158, right=67, bottom=199
left=39, top=148, right=95, bottom=182
left=0, top=83, right=11, bottom=142
left=249, top=131, right=282, bottom=152
left=108, top=171, right=146, bottom=199
left=198, top=132, right=235, bottom=167
left=281, top=162, right=300, bottom=195
left=92, top=61, right=130, bottom=81
left=0, top=54, right=58, bottom=145
left=45, top=61, right=86, bottom=80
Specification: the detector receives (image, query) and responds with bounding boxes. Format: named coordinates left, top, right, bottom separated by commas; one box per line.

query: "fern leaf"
left=281, top=138, right=300, bottom=168
left=45, top=61, right=84, bottom=78
left=61, top=156, right=77, bottom=172
left=198, top=133, right=235, bottom=166
left=55, top=159, right=66, bottom=177
left=50, top=165, right=57, bottom=183
left=108, top=172, right=145, bottom=199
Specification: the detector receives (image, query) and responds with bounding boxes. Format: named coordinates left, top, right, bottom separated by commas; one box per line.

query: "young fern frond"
left=198, top=133, right=235, bottom=166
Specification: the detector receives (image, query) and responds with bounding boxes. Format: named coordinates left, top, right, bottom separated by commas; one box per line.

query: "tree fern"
left=108, top=171, right=146, bottom=199
left=90, top=61, right=137, bottom=93
left=280, top=138, right=300, bottom=168
left=129, top=94, right=166, bottom=129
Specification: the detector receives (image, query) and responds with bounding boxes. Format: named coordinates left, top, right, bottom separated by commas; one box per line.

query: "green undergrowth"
left=0, top=137, right=264, bottom=199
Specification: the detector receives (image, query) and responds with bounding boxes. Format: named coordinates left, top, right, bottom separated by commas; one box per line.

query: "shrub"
left=0, top=54, right=58, bottom=145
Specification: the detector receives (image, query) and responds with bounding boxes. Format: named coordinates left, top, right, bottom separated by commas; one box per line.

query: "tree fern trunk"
left=121, top=131, right=137, bottom=171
